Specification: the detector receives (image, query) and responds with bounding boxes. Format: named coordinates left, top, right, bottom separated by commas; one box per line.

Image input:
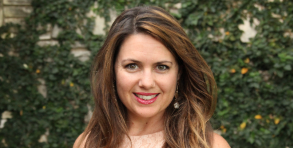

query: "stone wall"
left=1, top=0, right=276, bottom=141
left=0, top=0, right=102, bottom=142
left=0, top=0, right=32, bottom=27
left=0, top=0, right=32, bottom=129
left=0, top=0, right=254, bottom=127
left=0, top=0, right=109, bottom=62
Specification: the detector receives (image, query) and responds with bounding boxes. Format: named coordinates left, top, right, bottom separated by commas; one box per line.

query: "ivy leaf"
left=284, top=65, right=292, bottom=71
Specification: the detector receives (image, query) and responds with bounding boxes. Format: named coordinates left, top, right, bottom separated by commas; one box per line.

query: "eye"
left=126, top=64, right=138, bottom=70
left=157, top=65, right=169, bottom=71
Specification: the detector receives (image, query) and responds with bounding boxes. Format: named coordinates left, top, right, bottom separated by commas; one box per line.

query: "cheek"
left=115, top=69, right=136, bottom=96
left=158, top=74, right=178, bottom=95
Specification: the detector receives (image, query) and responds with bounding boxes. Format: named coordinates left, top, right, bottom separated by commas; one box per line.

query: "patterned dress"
left=120, top=131, right=165, bottom=148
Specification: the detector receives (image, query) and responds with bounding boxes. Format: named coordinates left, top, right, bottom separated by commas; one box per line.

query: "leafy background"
left=0, top=0, right=292, bottom=147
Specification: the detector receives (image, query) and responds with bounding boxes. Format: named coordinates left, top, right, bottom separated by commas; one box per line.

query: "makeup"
left=133, top=92, right=159, bottom=104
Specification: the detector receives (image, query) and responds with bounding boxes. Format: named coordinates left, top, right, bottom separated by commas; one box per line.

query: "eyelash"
left=125, top=64, right=138, bottom=70
left=125, top=64, right=169, bottom=72
left=156, top=65, right=169, bottom=71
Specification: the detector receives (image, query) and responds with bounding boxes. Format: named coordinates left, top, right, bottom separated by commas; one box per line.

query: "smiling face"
left=114, top=33, right=179, bottom=121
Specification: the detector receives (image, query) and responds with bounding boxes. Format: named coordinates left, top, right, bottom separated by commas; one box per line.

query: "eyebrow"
left=157, top=61, right=173, bottom=65
left=121, top=59, right=141, bottom=64
left=121, top=59, right=173, bottom=65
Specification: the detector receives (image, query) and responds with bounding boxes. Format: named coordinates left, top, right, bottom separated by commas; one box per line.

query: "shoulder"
left=73, top=133, right=87, bottom=148
left=212, top=133, right=230, bottom=148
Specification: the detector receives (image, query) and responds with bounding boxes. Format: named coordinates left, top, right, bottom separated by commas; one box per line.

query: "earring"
left=174, top=102, right=179, bottom=109
left=174, top=84, right=179, bottom=109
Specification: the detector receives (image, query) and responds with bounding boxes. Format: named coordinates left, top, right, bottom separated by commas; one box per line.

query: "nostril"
left=138, top=79, right=156, bottom=88
left=138, top=72, right=156, bottom=88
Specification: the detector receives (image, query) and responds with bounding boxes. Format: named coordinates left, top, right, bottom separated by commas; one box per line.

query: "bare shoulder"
left=73, top=133, right=86, bottom=148
left=212, top=133, right=230, bottom=148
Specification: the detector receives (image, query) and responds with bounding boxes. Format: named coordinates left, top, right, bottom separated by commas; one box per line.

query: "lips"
left=133, top=92, right=160, bottom=104
left=134, top=92, right=159, bottom=100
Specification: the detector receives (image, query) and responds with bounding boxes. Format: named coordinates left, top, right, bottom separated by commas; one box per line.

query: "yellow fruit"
left=222, top=128, right=227, bottom=133
left=240, top=122, right=246, bottom=129
left=241, top=68, right=248, bottom=74
left=244, top=58, right=250, bottom=63
left=274, top=118, right=280, bottom=125
left=230, top=69, right=236, bottom=73
left=266, top=119, right=270, bottom=123
left=255, top=115, right=262, bottom=119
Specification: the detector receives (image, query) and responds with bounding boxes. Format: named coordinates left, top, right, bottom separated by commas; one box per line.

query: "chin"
left=131, top=107, right=165, bottom=119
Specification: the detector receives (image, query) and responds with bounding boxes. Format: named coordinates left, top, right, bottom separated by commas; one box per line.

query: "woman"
left=74, top=6, right=230, bottom=148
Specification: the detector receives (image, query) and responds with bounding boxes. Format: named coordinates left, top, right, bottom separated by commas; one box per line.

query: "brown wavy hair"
left=78, top=6, right=217, bottom=148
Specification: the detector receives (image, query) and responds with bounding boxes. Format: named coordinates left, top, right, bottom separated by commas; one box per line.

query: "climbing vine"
left=0, top=0, right=292, bottom=147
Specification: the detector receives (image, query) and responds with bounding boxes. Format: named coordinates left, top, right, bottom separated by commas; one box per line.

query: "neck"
left=127, top=111, right=165, bottom=136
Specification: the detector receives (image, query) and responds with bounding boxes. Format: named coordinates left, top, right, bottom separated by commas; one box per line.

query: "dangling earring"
left=113, top=82, right=116, bottom=93
left=174, top=102, right=179, bottom=109
left=174, top=84, right=179, bottom=109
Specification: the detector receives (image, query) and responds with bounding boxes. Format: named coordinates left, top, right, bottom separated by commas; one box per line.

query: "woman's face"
left=114, top=33, right=179, bottom=120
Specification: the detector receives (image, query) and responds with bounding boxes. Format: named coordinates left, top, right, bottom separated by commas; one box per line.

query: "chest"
left=120, top=131, right=165, bottom=148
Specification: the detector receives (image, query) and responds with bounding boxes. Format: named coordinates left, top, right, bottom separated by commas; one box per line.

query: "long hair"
left=79, top=6, right=217, bottom=148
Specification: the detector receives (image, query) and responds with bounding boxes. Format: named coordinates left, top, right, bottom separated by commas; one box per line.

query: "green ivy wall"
left=0, top=0, right=292, bottom=147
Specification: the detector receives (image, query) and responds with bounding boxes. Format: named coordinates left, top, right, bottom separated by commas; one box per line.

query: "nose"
left=138, top=69, right=156, bottom=89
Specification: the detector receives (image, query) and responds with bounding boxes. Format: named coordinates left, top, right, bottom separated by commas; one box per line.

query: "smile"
left=133, top=92, right=160, bottom=104
left=134, top=93, right=159, bottom=100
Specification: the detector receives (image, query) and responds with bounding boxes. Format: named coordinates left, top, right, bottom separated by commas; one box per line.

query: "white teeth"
left=136, top=94, right=157, bottom=100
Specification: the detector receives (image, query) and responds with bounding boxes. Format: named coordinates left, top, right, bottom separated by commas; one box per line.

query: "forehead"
left=116, top=33, right=176, bottom=62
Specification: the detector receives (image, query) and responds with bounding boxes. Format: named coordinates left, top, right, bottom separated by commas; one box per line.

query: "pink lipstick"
left=133, top=92, right=159, bottom=105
